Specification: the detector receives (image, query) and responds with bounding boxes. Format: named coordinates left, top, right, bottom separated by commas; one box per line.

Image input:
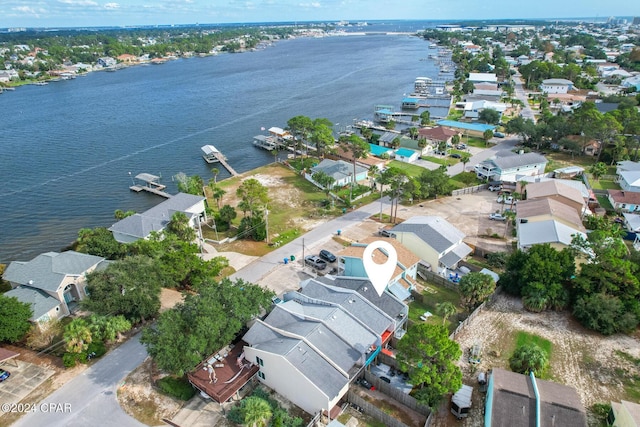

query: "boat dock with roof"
left=201, top=145, right=238, bottom=177
left=129, top=173, right=172, bottom=198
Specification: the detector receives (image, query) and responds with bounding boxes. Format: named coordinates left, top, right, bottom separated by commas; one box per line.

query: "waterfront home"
left=242, top=278, right=402, bottom=418
left=437, top=120, right=496, bottom=138
left=116, top=54, right=138, bottom=64
left=392, top=216, right=472, bottom=275
left=540, top=78, right=575, bottom=94
left=484, top=368, right=587, bottom=427
left=306, top=159, right=368, bottom=187
left=461, top=100, right=508, bottom=121
left=418, top=126, right=460, bottom=151
left=607, top=190, right=640, bottom=213
left=109, top=192, right=206, bottom=243
left=336, top=236, right=420, bottom=301
left=3, top=251, right=107, bottom=323
left=468, top=72, right=498, bottom=83
left=474, top=151, right=547, bottom=183
left=96, top=57, right=117, bottom=68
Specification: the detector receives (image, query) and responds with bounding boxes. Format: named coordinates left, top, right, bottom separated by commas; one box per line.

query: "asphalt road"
left=512, top=71, right=537, bottom=123
left=12, top=334, right=148, bottom=427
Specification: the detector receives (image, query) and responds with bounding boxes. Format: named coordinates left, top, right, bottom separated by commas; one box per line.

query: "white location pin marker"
left=362, top=240, right=398, bottom=297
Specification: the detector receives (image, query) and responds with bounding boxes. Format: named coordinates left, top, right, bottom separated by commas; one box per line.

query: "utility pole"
left=264, top=209, right=270, bottom=244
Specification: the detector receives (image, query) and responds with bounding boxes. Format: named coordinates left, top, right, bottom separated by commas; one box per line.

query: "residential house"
left=525, top=180, right=586, bottom=216
left=607, top=190, right=640, bottom=213
left=242, top=278, right=402, bottom=417
left=616, top=161, right=640, bottom=192
left=484, top=368, right=587, bottom=427
left=392, top=216, right=472, bottom=274
left=608, top=400, right=640, bottom=427
left=622, top=212, right=640, bottom=233
left=394, top=148, right=420, bottom=163
left=468, top=73, right=498, bottom=84
left=3, top=251, right=107, bottom=322
left=326, top=146, right=386, bottom=171
left=540, top=78, right=575, bottom=94
left=116, top=54, right=138, bottom=63
left=621, top=75, right=640, bottom=92
left=367, top=142, right=394, bottom=159
left=517, top=220, right=586, bottom=251
left=474, top=151, right=547, bottom=183
left=109, top=192, right=207, bottom=243
left=306, top=159, right=368, bottom=188
left=437, top=120, right=496, bottom=138
left=462, top=100, right=507, bottom=121
left=336, top=236, right=421, bottom=301
left=418, top=126, right=460, bottom=152
left=516, top=198, right=586, bottom=232
left=96, top=57, right=117, bottom=68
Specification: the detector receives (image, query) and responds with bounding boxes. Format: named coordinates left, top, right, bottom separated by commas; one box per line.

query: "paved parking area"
left=0, top=360, right=54, bottom=407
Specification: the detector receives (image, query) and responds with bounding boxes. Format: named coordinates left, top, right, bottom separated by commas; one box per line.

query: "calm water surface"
left=0, top=34, right=448, bottom=263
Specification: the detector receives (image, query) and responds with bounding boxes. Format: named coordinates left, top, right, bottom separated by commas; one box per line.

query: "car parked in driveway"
left=489, top=213, right=507, bottom=221
left=0, top=369, right=10, bottom=382
left=378, top=229, right=396, bottom=238
left=494, top=131, right=505, bottom=138
left=304, top=255, right=327, bottom=270
left=450, top=153, right=461, bottom=159
left=488, top=185, right=501, bottom=191
left=319, top=249, right=336, bottom=263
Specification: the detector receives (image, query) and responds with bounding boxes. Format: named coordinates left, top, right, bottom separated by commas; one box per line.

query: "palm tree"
left=518, top=180, right=528, bottom=200
left=270, top=149, right=279, bottom=164
left=417, top=138, right=427, bottom=154
left=242, top=396, right=272, bottom=427
left=408, top=127, right=419, bottom=140
left=436, top=302, right=457, bottom=326
left=211, top=167, right=220, bottom=184
left=368, top=165, right=379, bottom=189
left=342, top=135, right=370, bottom=201
left=64, top=318, right=92, bottom=354
left=460, top=152, right=471, bottom=172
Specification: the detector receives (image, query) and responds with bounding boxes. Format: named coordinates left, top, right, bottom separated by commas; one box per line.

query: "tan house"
left=3, top=251, right=107, bottom=323
left=609, top=400, right=640, bottom=427
left=525, top=180, right=586, bottom=216
left=516, top=198, right=586, bottom=232
left=418, top=126, right=460, bottom=149
left=117, top=54, right=138, bottom=63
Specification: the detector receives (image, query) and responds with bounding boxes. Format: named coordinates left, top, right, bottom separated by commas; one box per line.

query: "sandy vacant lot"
left=432, top=293, right=640, bottom=427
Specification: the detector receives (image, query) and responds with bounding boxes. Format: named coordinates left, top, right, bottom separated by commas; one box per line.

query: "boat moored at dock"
left=201, top=145, right=225, bottom=164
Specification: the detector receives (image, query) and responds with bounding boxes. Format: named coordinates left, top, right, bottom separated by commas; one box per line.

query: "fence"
left=363, top=371, right=431, bottom=417
left=415, top=267, right=460, bottom=292
left=449, top=288, right=502, bottom=340
left=451, top=184, right=486, bottom=196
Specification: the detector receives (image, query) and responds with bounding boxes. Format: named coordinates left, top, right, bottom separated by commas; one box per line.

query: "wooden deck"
left=129, top=185, right=172, bottom=198
left=212, top=151, right=239, bottom=177
left=129, top=172, right=172, bottom=198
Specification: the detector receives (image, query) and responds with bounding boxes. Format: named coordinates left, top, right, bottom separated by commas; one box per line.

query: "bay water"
left=0, top=33, right=448, bottom=263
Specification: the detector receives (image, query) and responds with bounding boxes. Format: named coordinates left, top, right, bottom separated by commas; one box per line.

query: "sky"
left=2, top=0, right=640, bottom=29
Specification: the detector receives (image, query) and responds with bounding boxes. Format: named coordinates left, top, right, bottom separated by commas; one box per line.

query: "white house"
left=617, top=161, right=640, bottom=193
left=3, top=251, right=107, bottom=322
left=242, top=278, right=404, bottom=417
left=468, top=73, right=498, bottom=83
left=109, top=192, right=207, bottom=243
left=306, top=159, right=368, bottom=188
left=462, top=100, right=508, bottom=120
left=474, top=151, right=548, bottom=183
left=540, top=78, right=575, bottom=94
left=517, top=220, right=586, bottom=251
left=392, top=216, right=472, bottom=274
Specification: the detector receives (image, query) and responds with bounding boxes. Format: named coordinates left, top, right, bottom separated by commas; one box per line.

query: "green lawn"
left=421, top=156, right=457, bottom=167
left=589, top=178, right=620, bottom=191
left=409, top=279, right=462, bottom=333
left=388, top=160, right=428, bottom=178
left=515, top=331, right=552, bottom=357
left=596, top=194, right=614, bottom=211
left=543, top=152, right=599, bottom=170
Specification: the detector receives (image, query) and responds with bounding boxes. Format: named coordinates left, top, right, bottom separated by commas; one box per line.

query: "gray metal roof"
left=517, top=220, right=585, bottom=248
left=4, top=286, right=60, bottom=321
left=298, top=279, right=393, bottom=338
left=392, top=216, right=465, bottom=253
left=109, top=192, right=204, bottom=240
left=439, top=242, right=473, bottom=268
left=317, top=276, right=407, bottom=323
left=489, top=152, right=547, bottom=170
left=3, top=251, right=105, bottom=293
left=310, top=159, right=367, bottom=181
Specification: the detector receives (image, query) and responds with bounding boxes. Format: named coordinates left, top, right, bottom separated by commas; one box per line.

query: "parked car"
left=304, top=255, right=327, bottom=270
left=0, top=369, right=10, bottom=382
left=378, top=229, right=396, bottom=238
left=497, top=195, right=516, bottom=204
left=489, top=213, right=507, bottom=221
left=488, top=185, right=501, bottom=192
left=319, top=249, right=337, bottom=263
left=456, top=143, right=467, bottom=149
left=358, top=378, right=372, bottom=389
left=494, top=132, right=505, bottom=138
left=450, top=153, right=461, bottom=159
left=380, top=376, right=391, bottom=383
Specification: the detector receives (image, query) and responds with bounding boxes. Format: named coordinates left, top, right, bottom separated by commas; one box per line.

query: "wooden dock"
left=129, top=173, right=172, bottom=198
left=212, top=152, right=239, bottom=177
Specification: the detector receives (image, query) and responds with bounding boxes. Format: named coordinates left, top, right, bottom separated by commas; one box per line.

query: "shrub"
left=157, top=376, right=196, bottom=401
left=509, top=343, right=548, bottom=375
left=63, top=351, right=86, bottom=368
left=86, top=341, right=107, bottom=358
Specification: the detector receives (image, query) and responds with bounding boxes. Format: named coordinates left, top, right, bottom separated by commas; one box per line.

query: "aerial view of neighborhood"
left=1, top=1, right=640, bottom=427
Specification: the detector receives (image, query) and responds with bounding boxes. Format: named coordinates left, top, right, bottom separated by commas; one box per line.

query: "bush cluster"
left=157, top=376, right=196, bottom=401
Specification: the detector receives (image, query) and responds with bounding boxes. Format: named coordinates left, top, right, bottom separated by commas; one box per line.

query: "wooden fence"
left=363, top=371, right=432, bottom=418
left=449, top=288, right=502, bottom=340
left=451, top=184, right=486, bottom=196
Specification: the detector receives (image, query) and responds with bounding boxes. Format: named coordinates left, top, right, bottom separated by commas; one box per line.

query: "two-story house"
left=474, top=151, right=547, bottom=183
left=391, top=216, right=472, bottom=274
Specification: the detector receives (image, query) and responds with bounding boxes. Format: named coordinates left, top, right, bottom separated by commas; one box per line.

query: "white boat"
left=201, top=145, right=224, bottom=163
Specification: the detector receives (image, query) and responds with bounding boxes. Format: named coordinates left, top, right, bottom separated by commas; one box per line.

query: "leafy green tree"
left=166, top=211, right=196, bottom=242
left=242, top=396, right=273, bottom=427
left=396, top=323, right=462, bottom=407
left=312, top=170, right=336, bottom=201
left=460, top=152, right=471, bottom=171
left=0, top=295, right=32, bottom=343
left=64, top=318, right=93, bottom=354
left=458, top=272, right=496, bottom=311
left=310, top=118, right=334, bottom=157
left=75, top=227, right=127, bottom=260
left=436, top=302, right=457, bottom=326
left=286, top=115, right=314, bottom=158
left=237, top=178, right=269, bottom=218
left=88, top=314, right=131, bottom=342
left=408, top=127, right=419, bottom=140
left=509, top=343, right=548, bottom=375
left=217, top=204, right=237, bottom=229
left=420, top=110, right=431, bottom=126
left=174, top=173, right=204, bottom=195
left=83, top=255, right=163, bottom=322
left=573, top=293, right=638, bottom=335
left=482, top=129, right=494, bottom=145
left=588, top=162, right=607, bottom=181
left=479, top=109, right=500, bottom=125
left=114, top=209, right=136, bottom=220
left=141, top=278, right=273, bottom=375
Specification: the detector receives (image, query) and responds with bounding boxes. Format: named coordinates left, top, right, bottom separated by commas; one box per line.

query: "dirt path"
left=431, top=293, right=640, bottom=427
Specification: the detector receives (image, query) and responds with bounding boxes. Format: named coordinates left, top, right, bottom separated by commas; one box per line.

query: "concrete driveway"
left=0, top=360, right=54, bottom=409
